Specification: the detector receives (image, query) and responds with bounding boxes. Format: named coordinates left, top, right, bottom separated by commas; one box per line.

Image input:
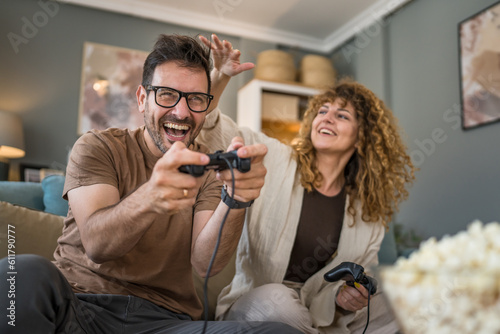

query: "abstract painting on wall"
left=458, top=1, right=500, bottom=130
left=78, top=42, right=148, bottom=134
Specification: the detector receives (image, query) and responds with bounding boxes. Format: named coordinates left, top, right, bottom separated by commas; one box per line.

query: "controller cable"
left=361, top=279, right=373, bottom=334
left=201, top=157, right=235, bottom=334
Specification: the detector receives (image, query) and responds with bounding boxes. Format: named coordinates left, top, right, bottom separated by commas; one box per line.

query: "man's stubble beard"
left=143, top=101, right=205, bottom=154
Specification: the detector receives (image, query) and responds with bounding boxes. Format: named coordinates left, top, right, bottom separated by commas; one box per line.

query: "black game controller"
left=324, top=262, right=377, bottom=295
left=179, top=150, right=251, bottom=177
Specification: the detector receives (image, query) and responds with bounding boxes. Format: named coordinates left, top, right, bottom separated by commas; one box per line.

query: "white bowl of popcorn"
left=380, top=221, right=500, bottom=334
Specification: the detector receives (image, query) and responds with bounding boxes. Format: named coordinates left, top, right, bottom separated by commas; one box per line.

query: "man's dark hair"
left=142, top=34, right=212, bottom=93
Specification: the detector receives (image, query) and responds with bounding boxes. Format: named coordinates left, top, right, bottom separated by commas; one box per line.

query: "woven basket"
left=299, top=54, right=336, bottom=88
left=254, top=50, right=296, bottom=82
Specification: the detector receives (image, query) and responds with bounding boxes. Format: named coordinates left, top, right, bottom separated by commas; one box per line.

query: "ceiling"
left=60, top=0, right=413, bottom=53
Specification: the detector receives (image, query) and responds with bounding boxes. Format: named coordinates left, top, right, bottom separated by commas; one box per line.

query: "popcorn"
left=381, top=221, right=500, bottom=334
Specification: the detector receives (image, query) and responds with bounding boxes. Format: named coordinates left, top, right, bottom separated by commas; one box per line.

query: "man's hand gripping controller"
left=324, top=262, right=377, bottom=295
left=179, top=150, right=251, bottom=177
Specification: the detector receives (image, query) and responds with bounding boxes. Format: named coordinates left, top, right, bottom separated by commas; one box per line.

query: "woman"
left=198, top=35, right=415, bottom=334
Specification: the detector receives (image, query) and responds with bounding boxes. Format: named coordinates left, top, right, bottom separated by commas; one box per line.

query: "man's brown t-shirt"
left=53, top=126, right=222, bottom=320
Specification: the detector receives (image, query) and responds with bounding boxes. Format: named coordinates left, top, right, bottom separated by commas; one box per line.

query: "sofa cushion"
left=0, top=181, right=45, bottom=211
left=41, top=175, right=68, bottom=216
left=0, top=201, right=64, bottom=261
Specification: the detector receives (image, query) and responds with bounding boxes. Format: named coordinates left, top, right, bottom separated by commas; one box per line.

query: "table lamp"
left=0, top=111, right=25, bottom=181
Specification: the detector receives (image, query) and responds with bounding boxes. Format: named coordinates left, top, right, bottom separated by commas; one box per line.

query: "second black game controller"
left=324, top=262, right=377, bottom=295
left=179, top=150, right=251, bottom=177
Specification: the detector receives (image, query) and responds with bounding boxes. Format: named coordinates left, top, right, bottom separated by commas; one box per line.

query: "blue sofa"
left=0, top=175, right=68, bottom=216
left=0, top=175, right=68, bottom=261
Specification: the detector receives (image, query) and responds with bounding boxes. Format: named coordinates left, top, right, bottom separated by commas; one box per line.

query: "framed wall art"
left=78, top=42, right=148, bottom=134
left=458, top=1, right=500, bottom=129
left=458, top=1, right=500, bottom=130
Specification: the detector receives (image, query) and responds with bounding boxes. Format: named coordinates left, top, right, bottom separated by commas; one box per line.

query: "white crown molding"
left=58, top=0, right=412, bottom=53
left=323, top=0, right=413, bottom=52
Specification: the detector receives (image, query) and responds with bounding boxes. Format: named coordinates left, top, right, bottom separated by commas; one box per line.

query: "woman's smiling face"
left=310, top=98, right=359, bottom=156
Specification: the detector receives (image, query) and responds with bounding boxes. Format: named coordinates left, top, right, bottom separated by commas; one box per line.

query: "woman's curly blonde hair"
left=292, top=79, right=416, bottom=227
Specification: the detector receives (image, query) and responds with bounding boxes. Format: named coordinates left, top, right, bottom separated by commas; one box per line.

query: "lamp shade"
left=0, top=111, right=25, bottom=159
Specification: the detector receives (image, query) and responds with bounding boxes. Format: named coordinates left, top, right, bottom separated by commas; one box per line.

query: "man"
left=0, top=35, right=301, bottom=334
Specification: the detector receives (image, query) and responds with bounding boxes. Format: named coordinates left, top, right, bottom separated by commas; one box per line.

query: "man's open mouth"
left=163, top=122, right=190, bottom=139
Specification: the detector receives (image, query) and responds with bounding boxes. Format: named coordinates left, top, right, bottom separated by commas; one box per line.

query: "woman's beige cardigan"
left=197, top=108, right=385, bottom=333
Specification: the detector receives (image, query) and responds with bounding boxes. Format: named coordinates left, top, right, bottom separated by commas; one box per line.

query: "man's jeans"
left=0, top=254, right=302, bottom=334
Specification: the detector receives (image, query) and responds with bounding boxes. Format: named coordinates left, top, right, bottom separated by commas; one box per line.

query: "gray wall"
left=331, top=23, right=388, bottom=102
left=338, top=0, right=500, bottom=239
left=392, top=0, right=500, bottom=239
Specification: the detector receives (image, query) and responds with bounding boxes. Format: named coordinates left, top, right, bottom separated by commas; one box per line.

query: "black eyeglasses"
left=144, top=85, right=213, bottom=113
